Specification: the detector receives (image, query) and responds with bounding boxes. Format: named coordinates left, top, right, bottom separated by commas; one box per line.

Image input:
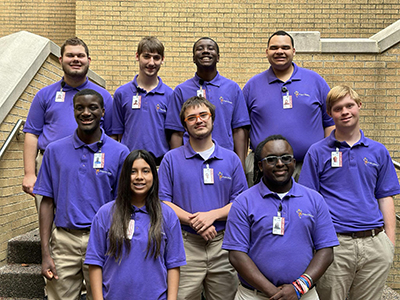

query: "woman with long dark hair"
left=85, top=150, right=186, bottom=299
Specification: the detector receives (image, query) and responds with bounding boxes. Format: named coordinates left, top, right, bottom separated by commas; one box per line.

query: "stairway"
left=0, top=229, right=44, bottom=299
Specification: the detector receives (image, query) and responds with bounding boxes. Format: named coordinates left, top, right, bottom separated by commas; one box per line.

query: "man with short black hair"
left=166, top=37, right=250, bottom=169
left=35, top=89, right=129, bottom=300
left=244, top=30, right=334, bottom=185
left=223, top=135, right=338, bottom=300
left=160, top=96, right=247, bottom=299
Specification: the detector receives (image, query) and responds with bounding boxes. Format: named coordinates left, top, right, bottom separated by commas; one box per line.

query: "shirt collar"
left=131, top=75, right=165, bottom=95
left=257, top=178, right=302, bottom=199
left=265, top=62, right=300, bottom=84
left=193, top=72, right=221, bottom=88
left=72, top=128, right=106, bottom=152
left=131, top=204, right=148, bottom=215
left=183, top=139, right=223, bottom=160
left=327, top=129, right=369, bottom=148
left=60, top=77, right=90, bottom=92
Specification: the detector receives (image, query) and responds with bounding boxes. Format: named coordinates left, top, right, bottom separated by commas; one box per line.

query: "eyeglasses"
left=184, top=112, right=212, bottom=124
left=261, top=155, right=294, bottom=166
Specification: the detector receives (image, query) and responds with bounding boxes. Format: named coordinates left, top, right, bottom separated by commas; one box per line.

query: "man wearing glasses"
left=159, top=96, right=247, bottom=299
left=222, top=135, right=338, bottom=300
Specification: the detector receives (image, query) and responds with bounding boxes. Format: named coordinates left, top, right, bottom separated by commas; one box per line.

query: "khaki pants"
left=34, top=151, right=44, bottom=213
left=178, top=230, right=238, bottom=300
left=47, top=227, right=92, bottom=300
left=234, top=283, right=319, bottom=300
left=316, top=232, right=394, bottom=300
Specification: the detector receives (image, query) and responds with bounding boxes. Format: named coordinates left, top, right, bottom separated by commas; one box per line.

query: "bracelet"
left=292, top=273, right=314, bottom=299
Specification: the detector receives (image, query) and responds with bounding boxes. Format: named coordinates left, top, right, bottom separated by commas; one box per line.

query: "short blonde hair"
left=326, top=85, right=361, bottom=114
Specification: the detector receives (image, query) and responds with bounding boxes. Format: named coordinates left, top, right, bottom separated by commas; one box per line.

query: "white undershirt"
left=197, top=143, right=215, bottom=161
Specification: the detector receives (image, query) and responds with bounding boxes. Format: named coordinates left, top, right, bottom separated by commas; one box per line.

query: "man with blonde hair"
left=299, top=85, right=400, bottom=300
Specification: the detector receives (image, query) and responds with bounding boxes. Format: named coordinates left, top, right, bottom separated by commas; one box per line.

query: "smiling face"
left=329, top=94, right=361, bottom=131
left=59, top=45, right=91, bottom=78
left=136, top=51, right=164, bottom=78
left=266, top=34, right=295, bottom=72
left=184, top=104, right=213, bottom=140
left=193, top=38, right=220, bottom=69
left=74, top=94, right=104, bottom=135
left=130, top=158, right=154, bottom=205
left=258, top=139, right=295, bottom=193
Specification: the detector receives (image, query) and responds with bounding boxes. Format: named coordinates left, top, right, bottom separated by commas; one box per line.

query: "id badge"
left=127, top=219, right=135, bottom=240
left=132, top=95, right=141, bottom=109
left=55, top=91, right=65, bottom=102
left=93, top=153, right=105, bottom=169
left=331, top=149, right=342, bottom=167
left=283, top=92, right=292, bottom=109
left=197, top=89, right=206, bottom=98
left=272, top=216, right=285, bottom=235
left=203, top=166, right=214, bottom=184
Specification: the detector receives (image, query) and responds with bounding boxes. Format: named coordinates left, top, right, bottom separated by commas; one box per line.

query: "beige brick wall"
left=0, top=0, right=76, bottom=46
left=75, top=0, right=400, bottom=94
left=0, top=55, right=63, bottom=265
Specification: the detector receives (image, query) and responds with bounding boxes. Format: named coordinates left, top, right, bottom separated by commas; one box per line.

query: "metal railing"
left=0, top=119, right=25, bottom=161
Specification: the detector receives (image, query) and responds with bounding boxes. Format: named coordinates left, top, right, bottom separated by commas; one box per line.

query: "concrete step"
left=0, top=263, right=44, bottom=299
left=7, top=229, right=41, bottom=265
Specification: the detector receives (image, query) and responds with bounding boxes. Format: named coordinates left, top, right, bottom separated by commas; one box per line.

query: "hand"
left=41, top=255, right=58, bottom=280
left=269, top=284, right=298, bottom=300
left=199, top=225, right=217, bottom=241
left=189, top=211, right=216, bottom=233
left=22, top=174, right=36, bottom=197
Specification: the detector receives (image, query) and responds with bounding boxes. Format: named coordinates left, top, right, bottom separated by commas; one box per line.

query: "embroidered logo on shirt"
left=363, top=157, right=379, bottom=167
left=156, top=103, right=166, bottom=113
left=96, top=169, right=112, bottom=176
left=218, top=172, right=232, bottom=181
left=294, top=91, right=310, bottom=98
left=296, top=209, right=314, bottom=219
left=219, top=96, right=233, bottom=105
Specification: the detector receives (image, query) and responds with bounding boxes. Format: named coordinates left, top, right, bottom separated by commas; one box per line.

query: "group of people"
left=20, top=30, right=400, bottom=300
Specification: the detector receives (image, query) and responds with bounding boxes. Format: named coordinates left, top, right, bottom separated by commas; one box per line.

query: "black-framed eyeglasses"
left=261, top=155, right=294, bottom=166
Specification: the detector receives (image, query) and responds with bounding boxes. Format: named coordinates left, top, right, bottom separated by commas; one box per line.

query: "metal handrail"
left=0, top=119, right=25, bottom=161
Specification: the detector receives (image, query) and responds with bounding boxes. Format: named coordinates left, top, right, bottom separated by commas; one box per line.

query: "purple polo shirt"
left=165, top=72, right=250, bottom=150
left=299, top=130, right=400, bottom=233
left=24, top=78, right=113, bottom=150
left=85, top=201, right=186, bottom=300
left=33, top=130, right=130, bottom=229
left=111, top=76, right=173, bottom=158
left=158, top=141, right=248, bottom=233
left=243, top=63, right=334, bottom=161
left=222, top=180, right=339, bottom=287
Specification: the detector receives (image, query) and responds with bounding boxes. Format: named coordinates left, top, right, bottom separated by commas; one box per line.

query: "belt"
left=241, top=282, right=266, bottom=296
left=339, top=226, right=383, bottom=238
left=59, top=227, right=90, bottom=233
left=39, top=149, right=45, bottom=154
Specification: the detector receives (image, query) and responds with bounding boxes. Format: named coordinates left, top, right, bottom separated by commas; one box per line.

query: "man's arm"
left=39, top=196, right=58, bottom=280
left=22, top=133, right=39, bottom=196
left=229, top=250, right=280, bottom=297
left=189, top=203, right=232, bottom=233
left=169, top=131, right=184, bottom=149
left=378, top=196, right=396, bottom=245
left=324, top=125, right=335, bottom=137
left=270, top=247, right=334, bottom=300
left=233, top=127, right=249, bottom=170
left=167, top=267, right=180, bottom=300
left=89, top=265, right=104, bottom=300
